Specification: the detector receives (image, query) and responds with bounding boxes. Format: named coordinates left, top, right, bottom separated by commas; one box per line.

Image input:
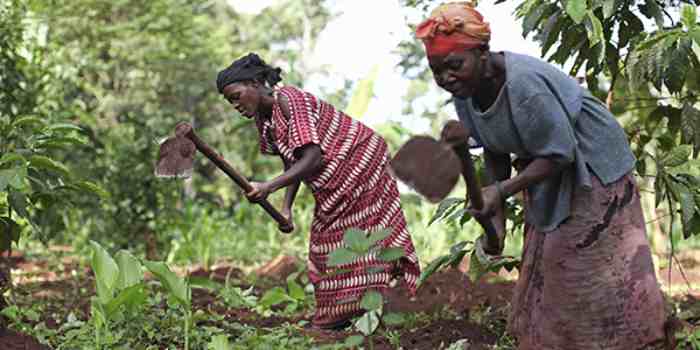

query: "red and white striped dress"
left=256, top=85, right=420, bottom=327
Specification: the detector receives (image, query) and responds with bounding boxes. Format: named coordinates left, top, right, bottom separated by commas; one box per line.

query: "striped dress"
left=256, top=85, right=420, bottom=327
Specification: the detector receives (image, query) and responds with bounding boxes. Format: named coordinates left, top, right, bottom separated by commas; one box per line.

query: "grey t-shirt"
left=454, top=51, right=635, bottom=232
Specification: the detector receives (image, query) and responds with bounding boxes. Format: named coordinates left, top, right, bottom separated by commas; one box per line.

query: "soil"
left=4, top=250, right=700, bottom=349
left=0, top=329, right=50, bottom=350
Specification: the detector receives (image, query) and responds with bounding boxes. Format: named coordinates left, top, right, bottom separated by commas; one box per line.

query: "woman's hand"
left=245, top=181, right=273, bottom=203
left=278, top=206, right=294, bottom=233
left=468, top=184, right=502, bottom=219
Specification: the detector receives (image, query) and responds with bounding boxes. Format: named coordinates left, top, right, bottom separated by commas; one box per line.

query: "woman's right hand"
left=278, top=206, right=294, bottom=233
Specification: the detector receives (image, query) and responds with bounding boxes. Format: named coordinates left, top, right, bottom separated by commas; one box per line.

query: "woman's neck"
left=473, top=52, right=506, bottom=111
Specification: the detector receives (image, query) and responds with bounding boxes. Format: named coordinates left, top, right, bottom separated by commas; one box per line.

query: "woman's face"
left=428, top=48, right=485, bottom=99
left=222, top=82, right=261, bottom=119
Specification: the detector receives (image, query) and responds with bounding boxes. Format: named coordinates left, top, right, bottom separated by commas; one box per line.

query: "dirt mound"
left=386, top=268, right=514, bottom=315
left=255, top=255, right=301, bottom=281
left=0, top=329, right=50, bottom=350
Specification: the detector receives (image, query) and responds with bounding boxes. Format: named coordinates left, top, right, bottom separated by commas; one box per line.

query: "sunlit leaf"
left=585, top=11, right=604, bottom=48
left=144, top=260, right=190, bottom=309
left=287, top=279, right=305, bottom=301
left=90, top=241, right=119, bottom=305
left=28, top=155, right=70, bottom=178
left=662, top=145, right=692, bottom=168
left=260, top=287, right=289, bottom=308
left=565, top=0, right=587, bottom=24
left=104, top=283, right=147, bottom=316
left=428, top=197, right=464, bottom=226
left=602, top=0, right=616, bottom=19
left=355, top=310, right=380, bottom=336
left=115, top=250, right=143, bottom=289
left=208, top=334, right=231, bottom=350
left=681, top=4, right=698, bottom=31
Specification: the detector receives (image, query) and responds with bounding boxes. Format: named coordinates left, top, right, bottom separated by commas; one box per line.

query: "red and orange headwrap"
left=416, top=2, right=491, bottom=57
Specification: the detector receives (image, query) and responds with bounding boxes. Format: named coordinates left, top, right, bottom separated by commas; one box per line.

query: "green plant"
left=89, top=241, right=147, bottom=348
left=143, top=260, right=193, bottom=350
left=258, top=271, right=311, bottom=315
left=677, top=327, right=700, bottom=350
left=419, top=199, right=520, bottom=287
left=327, top=228, right=407, bottom=350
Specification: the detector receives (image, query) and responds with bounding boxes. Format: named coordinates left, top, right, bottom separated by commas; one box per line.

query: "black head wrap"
left=216, top=53, right=283, bottom=93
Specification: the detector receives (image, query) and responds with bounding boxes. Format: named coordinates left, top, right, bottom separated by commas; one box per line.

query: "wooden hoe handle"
left=441, top=121, right=502, bottom=254
left=175, top=122, right=292, bottom=233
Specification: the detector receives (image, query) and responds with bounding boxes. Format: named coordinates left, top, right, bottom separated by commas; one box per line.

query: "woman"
left=416, top=2, right=667, bottom=349
left=216, top=53, right=420, bottom=329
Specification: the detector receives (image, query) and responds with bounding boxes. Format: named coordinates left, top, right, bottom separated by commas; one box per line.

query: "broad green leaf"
left=565, top=0, right=587, bottom=24
left=0, top=217, right=21, bottom=253
left=8, top=190, right=28, bottom=218
left=668, top=180, right=697, bottom=238
left=12, top=116, right=45, bottom=129
left=144, top=260, right=190, bottom=309
left=692, top=29, right=700, bottom=47
left=327, top=247, right=357, bottom=267
left=260, top=287, right=289, bottom=308
left=468, top=249, right=488, bottom=283
left=585, top=11, right=604, bottom=48
left=382, top=312, right=405, bottom=326
left=208, top=334, right=231, bottom=350
left=367, top=228, right=392, bottom=247
left=640, top=0, right=664, bottom=28
left=360, top=290, right=383, bottom=311
left=681, top=4, right=698, bottom=30
left=344, top=335, right=364, bottom=348
left=344, top=228, right=369, bottom=253
left=44, top=123, right=83, bottom=133
left=188, top=277, right=221, bottom=291
left=417, top=255, right=451, bottom=287
left=377, top=247, right=405, bottom=262
left=36, top=136, right=87, bottom=149
left=90, top=241, right=119, bottom=305
left=662, top=145, right=692, bottom=167
left=655, top=172, right=667, bottom=208
left=602, top=0, right=616, bottom=19
left=287, top=279, right=305, bottom=301
left=0, top=167, right=27, bottom=191
left=428, top=198, right=464, bottom=226
left=72, top=181, right=110, bottom=199
left=355, top=310, right=380, bottom=336
left=0, top=153, right=26, bottom=166
left=28, top=155, right=70, bottom=178
left=115, top=250, right=143, bottom=289
left=104, top=283, right=147, bottom=316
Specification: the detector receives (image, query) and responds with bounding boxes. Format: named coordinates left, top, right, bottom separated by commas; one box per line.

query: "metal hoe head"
left=389, top=136, right=462, bottom=203
left=154, top=134, right=197, bottom=179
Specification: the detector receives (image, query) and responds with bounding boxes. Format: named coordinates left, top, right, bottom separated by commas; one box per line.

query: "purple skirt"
left=509, top=173, right=667, bottom=349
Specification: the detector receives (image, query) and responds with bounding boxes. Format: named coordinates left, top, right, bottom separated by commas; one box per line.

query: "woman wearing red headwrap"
left=417, top=2, right=668, bottom=349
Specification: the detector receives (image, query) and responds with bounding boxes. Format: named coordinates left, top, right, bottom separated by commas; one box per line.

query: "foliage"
left=326, top=228, right=407, bottom=349
left=0, top=0, right=105, bottom=253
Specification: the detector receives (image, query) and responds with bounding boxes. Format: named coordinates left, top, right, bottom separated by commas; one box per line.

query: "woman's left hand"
left=468, top=184, right=501, bottom=219
left=246, top=181, right=274, bottom=203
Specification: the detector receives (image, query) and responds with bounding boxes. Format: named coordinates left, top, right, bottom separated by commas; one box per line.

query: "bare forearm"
left=283, top=181, right=301, bottom=209
left=268, top=145, right=322, bottom=192
left=500, top=157, right=558, bottom=198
